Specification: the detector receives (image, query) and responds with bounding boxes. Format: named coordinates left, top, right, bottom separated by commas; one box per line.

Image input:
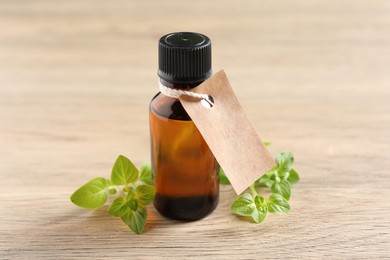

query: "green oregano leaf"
left=255, top=173, right=273, bottom=187
left=70, top=177, right=108, bottom=209
left=139, top=163, right=153, bottom=185
left=275, top=151, right=294, bottom=173
left=121, top=207, right=147, bottom=234
left=263, top=141, right=271, bottom=147
left=252, top=195, right=268, bottom=223
left=266, top=194, right=290, bottom=214
left=126, top=190, right=135, bottom=199
left=256, top=166, right=277, bottom=186
left=125, top=191, right=138, bottom=211
left=231, top=193, right=255, bottom=216
left=123, top=186, right=132, bottom=193
left=108, top=197, right=130, bottom=217
left=270, top=172, right=281, bottom=183
left=126, top=198, right=139, bottom=211
left=254, top=194, right=265, bottom=206
left=288, top=168, right=300, bottom=185
left=271, top=179, right=291, bottom=200
left=111, top=155, right=139, bottom=185
left=219, top=168, right=231, bottom=185
left=251, top=206, right=268, bottom=223
left=278, top=171, right=289, bottom=180
left=134, top=184, right=156, bottom=206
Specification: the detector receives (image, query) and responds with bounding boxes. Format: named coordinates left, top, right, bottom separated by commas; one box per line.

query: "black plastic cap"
left=158, top=32, right=212, bottom=84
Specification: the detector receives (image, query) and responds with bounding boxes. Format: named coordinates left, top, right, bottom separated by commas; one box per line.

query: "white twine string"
left=158, top=80, right=210, bottom=100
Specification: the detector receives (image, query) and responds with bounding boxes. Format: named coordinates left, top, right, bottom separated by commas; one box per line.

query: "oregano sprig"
left=227, top=146, right=300, bottom=224
left=70, top=155, right=155, bottom=234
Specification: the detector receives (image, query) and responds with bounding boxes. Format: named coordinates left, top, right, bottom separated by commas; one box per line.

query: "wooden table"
left=1, top=0, right=389, bottom=258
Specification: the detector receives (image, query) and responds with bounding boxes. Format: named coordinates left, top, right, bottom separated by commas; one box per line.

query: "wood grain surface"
left=1, top=0, right=389, bottom=259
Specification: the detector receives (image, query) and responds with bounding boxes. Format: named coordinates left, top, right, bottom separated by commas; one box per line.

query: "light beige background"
left=1, top=0, right=389, bottom=258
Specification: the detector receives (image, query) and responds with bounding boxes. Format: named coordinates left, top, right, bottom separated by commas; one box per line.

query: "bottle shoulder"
left=150, top=93, right=191, bottom=121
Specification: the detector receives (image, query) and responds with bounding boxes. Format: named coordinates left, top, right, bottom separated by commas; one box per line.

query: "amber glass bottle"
left=149, top=32, right=219, bottom=221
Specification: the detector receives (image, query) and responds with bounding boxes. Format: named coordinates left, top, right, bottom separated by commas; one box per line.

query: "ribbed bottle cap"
left=158, top=32, right=212, bottom=84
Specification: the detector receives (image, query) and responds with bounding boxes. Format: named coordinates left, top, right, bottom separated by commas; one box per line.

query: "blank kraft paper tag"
left=180, top=70, right=275, bottom=195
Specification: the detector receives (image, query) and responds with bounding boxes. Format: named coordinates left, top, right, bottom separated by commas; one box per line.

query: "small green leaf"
left=108, top=189, right=117, bottom=195
left=278, top=171, right=289, bottom=180
left=126, top=190, right=135, bottom=199
left=139, top=163, right=153, bottom=185
left=271, top=180, right=291, bottom=200
left=270, top=172, right=280, bottom=183
left=288, top=168, right=300, bottom=185
left=121, top=207, right=147, bottom=234
left=254, top=195, right=266, bottom=206
left=135, top=184, right=156, bottom=206
left=108, top=197, right=130, bottom=217
left=126, top=198, right=138, bottom=211
left=111, top=155, right=139, bottom=185
left=219, top=168, right=230, bottom=185
left=251, top=206, right=268, bottom=223
left=231, top=193, right=255, bottom=216
left=70, top=177, right=108, bottom=209
left=123, top=186, right=132, bottom=193
left=252, top=195, right=268, bottom=223
left=263, top=141, right=271, bottom=147
left=255, top=174, right=273, bottom=187
left=126, top=191, right=139, bottom=211
left=255, top=166, right=277, bottom=187
left=275, top=152, right=294, bottom=173
left=267, top=194, right=290, bottom=214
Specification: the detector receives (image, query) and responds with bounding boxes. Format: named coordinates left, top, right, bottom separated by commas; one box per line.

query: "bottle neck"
left=159, top=78, right=205, bottom=90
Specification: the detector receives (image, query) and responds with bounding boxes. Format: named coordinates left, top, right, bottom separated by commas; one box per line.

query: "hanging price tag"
left=179, top=70, right=275, bottom=194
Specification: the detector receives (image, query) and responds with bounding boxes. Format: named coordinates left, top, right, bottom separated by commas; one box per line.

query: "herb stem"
left=249, top=184, right=258, bottom=197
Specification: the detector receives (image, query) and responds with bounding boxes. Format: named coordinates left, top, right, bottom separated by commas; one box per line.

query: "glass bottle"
left=149, top=32, right=219, bottom=221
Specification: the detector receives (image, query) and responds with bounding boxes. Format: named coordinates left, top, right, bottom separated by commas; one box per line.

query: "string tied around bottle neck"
left=158, top=80, right=214, bottom=108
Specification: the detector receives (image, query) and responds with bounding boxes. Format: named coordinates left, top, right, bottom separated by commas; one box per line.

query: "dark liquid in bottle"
left=153, top=194, right=218, bottom=221
left=150, top=93, right=219, bottom=221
